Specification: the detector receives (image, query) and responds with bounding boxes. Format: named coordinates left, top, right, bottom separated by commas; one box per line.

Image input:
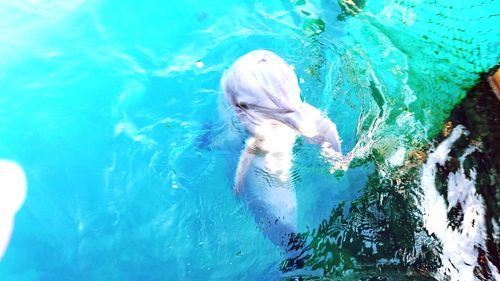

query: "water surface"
left=0, top=0, right=499, bottom=280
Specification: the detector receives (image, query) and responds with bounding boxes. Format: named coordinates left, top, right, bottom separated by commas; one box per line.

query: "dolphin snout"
left=280, top=109, right=317, bottom=138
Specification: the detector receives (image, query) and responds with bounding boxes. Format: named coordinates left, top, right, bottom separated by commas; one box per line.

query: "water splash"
left=419, top=125, right=497, bottom=280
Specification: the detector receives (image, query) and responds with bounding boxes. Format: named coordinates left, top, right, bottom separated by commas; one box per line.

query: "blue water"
left=0, top=0, right=499, bottom=280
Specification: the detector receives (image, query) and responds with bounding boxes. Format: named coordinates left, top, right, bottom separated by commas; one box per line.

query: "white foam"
left=419, top=126, right=500, bottom=280
left=388, top=146, right=405, bottom=166
left=0, top=160, right=27, bottom=259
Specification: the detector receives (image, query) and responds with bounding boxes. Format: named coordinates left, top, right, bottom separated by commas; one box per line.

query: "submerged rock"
left=338, top=0, right=366, bottom=20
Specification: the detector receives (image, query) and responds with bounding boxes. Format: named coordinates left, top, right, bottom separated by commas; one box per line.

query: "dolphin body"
left=221, top=50, right=342, bottom=255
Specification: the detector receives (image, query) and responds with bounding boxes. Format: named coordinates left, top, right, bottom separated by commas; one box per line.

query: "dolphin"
left=221, top=50, right=342, bottom=256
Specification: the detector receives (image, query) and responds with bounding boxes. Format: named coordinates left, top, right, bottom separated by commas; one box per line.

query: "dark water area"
left=293, top=67, right=500, bottom=280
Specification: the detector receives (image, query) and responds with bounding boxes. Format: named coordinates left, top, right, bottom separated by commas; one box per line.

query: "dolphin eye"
left=239, top=102, right=249, bottom=109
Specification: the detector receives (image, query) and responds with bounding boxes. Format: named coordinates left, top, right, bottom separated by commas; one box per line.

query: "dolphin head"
left=221, top=50, right=307, bottom=135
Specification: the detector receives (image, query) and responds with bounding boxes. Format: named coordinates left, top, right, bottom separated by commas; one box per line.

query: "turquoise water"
left=0, top=0, right=499, bottom=280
